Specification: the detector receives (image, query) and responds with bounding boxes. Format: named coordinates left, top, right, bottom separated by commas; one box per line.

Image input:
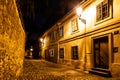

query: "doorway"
left=93, top=36, right=109, bottom=69
left=45, top=50, right=49, bottom=61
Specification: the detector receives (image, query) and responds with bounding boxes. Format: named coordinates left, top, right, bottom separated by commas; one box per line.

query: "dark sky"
left=17, top=0, right=82, bottom=49
left=18, top=0, right=82, bottom=38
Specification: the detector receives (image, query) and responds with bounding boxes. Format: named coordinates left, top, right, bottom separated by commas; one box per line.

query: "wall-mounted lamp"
left=76, top=8, right=86, bottom=24
left=76, top=8, right=82, bottom=17
left=40, top=38, right=43, bottom=42
left=40, top=38, right=46, bottom=44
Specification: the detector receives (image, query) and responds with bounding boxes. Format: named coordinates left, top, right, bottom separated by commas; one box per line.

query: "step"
left=92, top=67, right=110, bottom=73
left=89, top=68, right=112, bottom=77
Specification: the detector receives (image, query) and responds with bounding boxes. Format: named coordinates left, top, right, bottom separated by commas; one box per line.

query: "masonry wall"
left=0, top=0, right=25, bottom=79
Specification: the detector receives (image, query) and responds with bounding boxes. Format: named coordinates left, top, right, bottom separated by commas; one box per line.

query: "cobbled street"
left=18, top=59, right=119, bottom=80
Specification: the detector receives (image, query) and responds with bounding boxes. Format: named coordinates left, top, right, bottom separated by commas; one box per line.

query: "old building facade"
left=40, top=0, right=120, bottom=77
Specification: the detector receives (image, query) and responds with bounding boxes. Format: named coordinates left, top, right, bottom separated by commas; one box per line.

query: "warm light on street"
left=1, top=0, right=120, bottom=79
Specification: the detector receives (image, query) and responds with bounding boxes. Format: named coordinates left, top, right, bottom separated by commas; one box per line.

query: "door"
left=45, top=50, right=49, bottom=61
left=94, top=36, right=109, bottom=69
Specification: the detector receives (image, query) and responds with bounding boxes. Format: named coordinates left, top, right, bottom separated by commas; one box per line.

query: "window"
left=49, top=49, right=54, bottom=57
left=49, top=27, right=63, bottom=41
left=96, top=0, right=109, bottom=21
left=59, top=26, right=64, bottom=37
left=59, top=48, right=64, bottom=58
left=71, top=46, right=78, bottom=59
left=56, top=28, right=59, bottom=39
left=71, top=18, right=78, bottom=32
left=50, top=31, right=56, bottom=41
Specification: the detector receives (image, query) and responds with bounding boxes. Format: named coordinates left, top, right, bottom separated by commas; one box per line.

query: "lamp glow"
left=76, top=7, right=82, bottom=16
left=40, top=38, right=43, bottom=42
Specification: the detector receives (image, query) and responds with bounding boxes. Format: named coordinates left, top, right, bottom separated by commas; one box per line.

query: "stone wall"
left=0, top=0, right=25, bottom=79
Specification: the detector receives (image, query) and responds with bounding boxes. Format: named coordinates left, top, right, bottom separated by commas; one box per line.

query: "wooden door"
left=94, top=36, right=109, bottom=69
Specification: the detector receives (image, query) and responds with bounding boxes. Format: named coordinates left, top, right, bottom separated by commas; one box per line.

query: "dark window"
left=71, top=18, right=78, bottom=32
left=56, top=28, right=59, bottom=39
left=96, top=0, right=109, bottom=21
left=50, top=31, right=56, bottom=41
left=49, top=27, right=63, bottom=41
left=71, top=46, right=78, bottom=59
left=59, top=26, right=64, bottom=37
left=59, top=48, right=64, bottom=58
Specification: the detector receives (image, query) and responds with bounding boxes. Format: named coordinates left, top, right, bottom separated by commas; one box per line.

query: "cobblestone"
left=18, top=59, right=120, bottom=80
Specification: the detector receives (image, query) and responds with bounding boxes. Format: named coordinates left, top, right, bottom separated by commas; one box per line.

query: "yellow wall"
left=41, top=0, right=120, bottom=76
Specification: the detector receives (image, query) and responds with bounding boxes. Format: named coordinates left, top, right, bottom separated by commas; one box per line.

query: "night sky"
left=17, top=0, right=82, bottom=50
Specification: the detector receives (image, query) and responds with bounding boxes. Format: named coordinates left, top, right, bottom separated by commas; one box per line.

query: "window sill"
left=72, top=57, right=79, bottom=60
left=95, top=16, right=113, bottom=26
left=71, top=30, right=80, bottom=35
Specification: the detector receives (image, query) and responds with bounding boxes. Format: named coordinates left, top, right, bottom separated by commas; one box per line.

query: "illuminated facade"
left=40, top=0, right=120, bottom=77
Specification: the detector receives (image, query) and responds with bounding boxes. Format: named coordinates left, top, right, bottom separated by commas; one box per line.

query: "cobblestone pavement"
left=18, top=59, right=119, bottom=80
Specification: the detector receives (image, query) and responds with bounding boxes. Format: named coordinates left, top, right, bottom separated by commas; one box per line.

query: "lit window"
left=49, top=49, right=54, bottom=57
left=59, top=48, right=64, bottom=58
left=96, top=0, right=109, bottom=21
left=71, top=18, right=78, bottom=32
left=71, top=46, right=78, bottom=59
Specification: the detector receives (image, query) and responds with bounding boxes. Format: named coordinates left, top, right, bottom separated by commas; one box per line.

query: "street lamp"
left=40, top=38, right=43, bottom=42
left=76, top=8, right=86, bottom=24
left=76, top=7, right=86, bottom=71
left=76, top=8, right=82, bottom=17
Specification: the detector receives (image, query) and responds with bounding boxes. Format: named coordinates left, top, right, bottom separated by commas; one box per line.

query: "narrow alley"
left=1, top=0, right=120, bottom=79
left=17, top=59, right=116, bottom=80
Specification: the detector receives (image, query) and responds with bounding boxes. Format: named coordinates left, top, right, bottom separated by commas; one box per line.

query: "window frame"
left=59, top=26, right=64, bottom=37
left=71, top=46, right=78, bottom=60
left=59, top=48, right=64, bottom=58
left=71, top=18, right=79, bottom=33
left=49, top=48, right=54, bottom=57
left=96, top=0, right=113, bottom=24
left=49, top=30, right=56, bottom=41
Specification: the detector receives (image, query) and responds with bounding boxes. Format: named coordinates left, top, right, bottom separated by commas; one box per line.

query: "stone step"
left=92, top=67, right=110, bottom=73
left=89, top=68, right=112, bottom=77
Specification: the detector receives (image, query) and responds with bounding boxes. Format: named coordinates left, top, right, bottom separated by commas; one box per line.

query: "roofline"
left=41, top=0, right=95, bottom=38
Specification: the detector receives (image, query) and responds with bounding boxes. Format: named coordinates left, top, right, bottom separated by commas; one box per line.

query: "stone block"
left=111, top=63, right=120, bottom=77
left=0, top=0, right=25, bottom=79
